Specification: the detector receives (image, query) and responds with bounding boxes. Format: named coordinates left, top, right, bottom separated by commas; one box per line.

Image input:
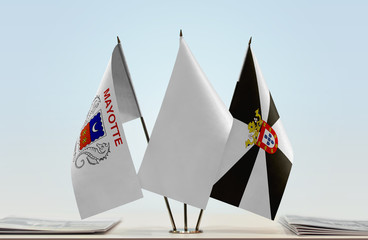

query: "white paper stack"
left=280, top=215, right=368, bottom=236
left=0, top=216, right=120, bottom=234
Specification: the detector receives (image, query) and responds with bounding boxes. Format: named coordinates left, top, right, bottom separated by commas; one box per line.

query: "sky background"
left=0, top=0, right=368, bottom=224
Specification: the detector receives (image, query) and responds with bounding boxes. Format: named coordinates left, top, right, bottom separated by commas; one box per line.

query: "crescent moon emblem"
left=92, top=122, right=98, bottom=132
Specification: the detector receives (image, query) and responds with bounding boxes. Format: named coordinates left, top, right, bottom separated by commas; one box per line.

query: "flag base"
left=165, top=202, right=204, bottom=234
left=169, top=229, right=203, bottom=234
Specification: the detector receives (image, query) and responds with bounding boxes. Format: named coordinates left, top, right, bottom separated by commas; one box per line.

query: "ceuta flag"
left=211, top=42, right=293, bottom=220
left=138, top=36, right=232, bottom=209
left=72, top=41, right=143, bottom=219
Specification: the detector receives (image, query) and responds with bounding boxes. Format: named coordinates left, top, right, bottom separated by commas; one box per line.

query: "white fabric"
left=252, top=49, right=270, bottom=121
left=271, top=119, right=294, bottom=163
left=72, top=45, right=143, bottom=219
left=252, top=47, right=293, bottom=163
left=239, top=150, right=271, bottom=219
left=138, top=38, right=232, bottom=209
left=111, top=44, right=142, bottom=123
left=214, top=118, right=250, bottom=183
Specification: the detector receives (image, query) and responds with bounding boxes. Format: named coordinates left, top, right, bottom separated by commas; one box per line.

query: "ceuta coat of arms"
left=246, top=108, right=278, bottom=154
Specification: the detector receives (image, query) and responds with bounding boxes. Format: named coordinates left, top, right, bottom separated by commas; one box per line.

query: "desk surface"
left=0, top=213, right=367, bottom=240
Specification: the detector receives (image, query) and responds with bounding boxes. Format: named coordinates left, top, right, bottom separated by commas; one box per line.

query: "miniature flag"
left=138, top=36, right=233, bottom=209
left=211, top=42, right=293, bottom=220
left=72, top=42, right=143, bottom=219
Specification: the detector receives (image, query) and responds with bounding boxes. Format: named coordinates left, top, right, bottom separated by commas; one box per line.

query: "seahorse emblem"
left=74, top=142, right=110, bottom=169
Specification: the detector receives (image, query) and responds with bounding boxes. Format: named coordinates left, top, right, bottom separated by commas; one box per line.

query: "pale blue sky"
left=0, top=0, right=367, bottom=222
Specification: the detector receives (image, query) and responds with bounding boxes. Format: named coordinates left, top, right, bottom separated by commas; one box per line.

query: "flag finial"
left=248, top=37, right=252, bottom=46
left=180, top=29, right=183, bottom=37
left=117, top=36, right=121, bottom=44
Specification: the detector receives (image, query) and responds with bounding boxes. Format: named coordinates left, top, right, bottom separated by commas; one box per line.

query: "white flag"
left=138, top=37, right=232, bottom=209
left=72, top=43, right=143, bottom=219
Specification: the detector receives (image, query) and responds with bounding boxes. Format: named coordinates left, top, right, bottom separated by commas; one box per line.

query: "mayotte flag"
left=72, top=40, right=143, bottom=219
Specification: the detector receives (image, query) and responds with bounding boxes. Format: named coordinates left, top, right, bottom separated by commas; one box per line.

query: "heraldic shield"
left=257, top=120, right=278, bottom=154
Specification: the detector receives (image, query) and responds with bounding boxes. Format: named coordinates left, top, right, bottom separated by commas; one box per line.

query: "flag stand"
left=124, top=30, right=204, bottom=234
left=169, top=204, right=203, bottom=234
left=167, top=30, right=204, bottom=234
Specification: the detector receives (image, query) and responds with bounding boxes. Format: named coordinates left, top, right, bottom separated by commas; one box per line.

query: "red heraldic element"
left=80, top=123, right=91, bottom=150
left=257, top=121, right=278, bottom=154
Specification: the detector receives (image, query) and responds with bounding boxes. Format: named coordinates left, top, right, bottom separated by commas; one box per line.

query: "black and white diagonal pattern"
left=211, top=46, right=293, bottom=220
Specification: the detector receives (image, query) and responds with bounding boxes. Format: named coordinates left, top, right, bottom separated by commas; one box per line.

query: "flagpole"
left=116, top=36, right=177, bottom=232
left=195, top=209, right=203, bottom=231
left=184, top=203, right=188, bottom=232
left=139, top=116, right=177, bottom=232
left=179, top=29, right=204, bottom=234
left=116, top=36, right=142, bottom=117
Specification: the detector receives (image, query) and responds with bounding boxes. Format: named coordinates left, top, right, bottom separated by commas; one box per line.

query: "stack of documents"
left=280, top=215, right=368, bottom=236
left=0, top=216, right=120, bottom=234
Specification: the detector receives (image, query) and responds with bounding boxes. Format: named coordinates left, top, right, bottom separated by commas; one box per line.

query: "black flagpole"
left=195, top=209, right=203, bottom=231
left=117, top=36, right=177, bottom=232
left=184, top=203, right=188, bottom=232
